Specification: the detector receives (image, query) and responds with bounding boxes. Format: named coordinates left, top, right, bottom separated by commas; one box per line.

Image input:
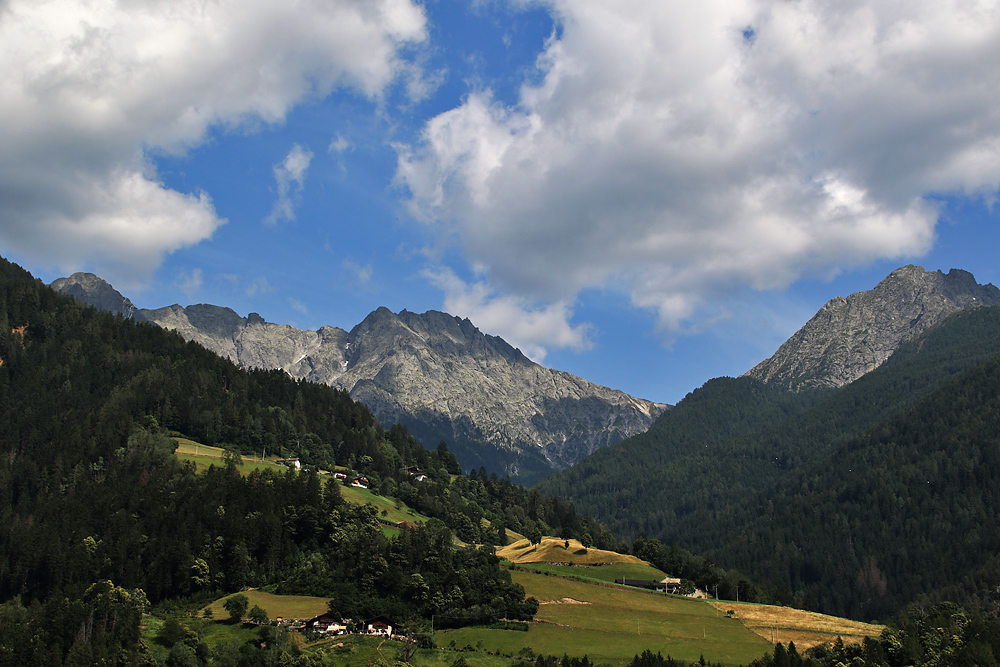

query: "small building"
left=305, top=613, right=349, bottom=634
left=333, top=472, right=347, bottom=481
left=403, top=466, right=429, bottom=482
left=350, top=476, right=369, bottom=489
left=655, top=577, right=683, bottom=594
left=364, top=616, right=395, bottom=637
left=277, top=458, right=302, bottom=471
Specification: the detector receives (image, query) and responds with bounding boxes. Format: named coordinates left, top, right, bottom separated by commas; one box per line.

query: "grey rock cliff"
left=50, top=272, right=140, bottom=318
left=745, top=265, right=1000, bottom=390
left=52, top=274, right=666, bottom=479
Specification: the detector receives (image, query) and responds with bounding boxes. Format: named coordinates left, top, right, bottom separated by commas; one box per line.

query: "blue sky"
left=2, top=0, right=999, bottom=405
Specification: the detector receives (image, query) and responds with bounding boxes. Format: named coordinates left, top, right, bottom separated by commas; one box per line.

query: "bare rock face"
left=52, top=274, right=666, bottom=480
left=137, top=302, right=350, bottom=384
left=334, top=308, right=666, bottom=474
left=745, top=265, right=1000, bottom=390
left=50, top=272, right=139, bottom=318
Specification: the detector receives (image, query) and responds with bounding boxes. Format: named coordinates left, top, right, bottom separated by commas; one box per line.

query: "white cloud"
left=398, top=0, right=1000, bottom=339
left=425, top=267, right=591, bottom=362
left=289, top=297, right=308, bottom=316
left=328, top=135, right=351, bottom=154
left=176, top=267, right=203, bottom=296
left=264, top=144, right=314, bottom=226
left=245, top=276, right=275, bottom=297
left=0, top=0, right=427, bottom=286
left=343, top=258, right=374, bottom=286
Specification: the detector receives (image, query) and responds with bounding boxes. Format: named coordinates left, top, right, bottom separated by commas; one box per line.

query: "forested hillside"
left=711, top=352, right=1000, bottom=620
left=538, top=306, right=1000, bottom=619
left=0, top=256, right=621, bottom=663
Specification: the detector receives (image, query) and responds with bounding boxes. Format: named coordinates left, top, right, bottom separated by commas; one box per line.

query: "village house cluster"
left=277, top=614, right=396, bottom=638
left=272, top=460, right=434, bottom=490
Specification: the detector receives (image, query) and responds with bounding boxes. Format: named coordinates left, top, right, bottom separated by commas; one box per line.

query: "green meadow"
left=173, top=438, right=280, bottom=474
left=438, top=569, right=772, bottom=666
left=203, top=591, right=331, bottom=620
left=508, top=561, right=668, bottom=585
left=338, top=483, right=431, bottom=525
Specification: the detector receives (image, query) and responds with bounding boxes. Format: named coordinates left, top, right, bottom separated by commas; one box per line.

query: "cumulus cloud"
left=264, top=145, right=314, bottom=226
left=398, top=0, right=1000, bottom=341
left=0, top=0, right=426, bottom=286
left=425, top=267, right=591, bottom=362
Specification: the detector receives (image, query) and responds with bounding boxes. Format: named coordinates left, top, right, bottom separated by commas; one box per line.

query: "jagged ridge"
left=52, top=273, right=666, bottom=482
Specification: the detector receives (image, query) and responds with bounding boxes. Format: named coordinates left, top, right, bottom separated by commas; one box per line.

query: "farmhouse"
left=304, top=613, right=349, bottom=634
left=655, top=577, right=683, bottom=594
left=350, top=476, right=369, bottom=489
left=364, top=616, right=396, bottom=636
left=403, top=466, right=429, bottom=482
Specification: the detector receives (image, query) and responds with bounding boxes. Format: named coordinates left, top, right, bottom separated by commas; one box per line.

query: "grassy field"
left=173, top=438, right=282, bottom=474
left=203, top=591, right=331, bottom=621
left=499, top=538, right=649, bottom=566
left=338, top=484, right=431, bottom=525
left=509, top=561, right=668, bottom=585
left=304, top=634, right=515, bottom=667
left=438, top=569, right=773, bottom=666
left=143, top=613, right=264, bottom=664
left=709, top=601, right=883, bottom=650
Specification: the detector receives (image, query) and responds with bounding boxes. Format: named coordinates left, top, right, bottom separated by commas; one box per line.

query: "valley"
left=4, top=256, right=1000, bottom=666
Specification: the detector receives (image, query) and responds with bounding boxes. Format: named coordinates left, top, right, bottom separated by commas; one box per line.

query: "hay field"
left=499, top=538, right=648, bottom=566
left=709, top=601, right=883, bottom=650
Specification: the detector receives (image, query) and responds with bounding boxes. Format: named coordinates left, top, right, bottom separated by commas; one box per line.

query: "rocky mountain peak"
left=51, top=274, right=665, bottom=482
left=50, top=272, right=138, bottom=318
left=745, top=265, right=1000, bottom=390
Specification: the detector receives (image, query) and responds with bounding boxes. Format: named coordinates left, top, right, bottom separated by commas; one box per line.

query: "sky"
left=1, top=0, right=999, bottom=406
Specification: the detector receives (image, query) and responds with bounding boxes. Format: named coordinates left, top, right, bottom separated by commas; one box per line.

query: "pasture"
left=509, top=560, right=668, bottom=585
left=203, top=591, right=331, bottom=621
left=438, top=568, right=772, bottom=666
left=173, top=438, right=281, bottom=474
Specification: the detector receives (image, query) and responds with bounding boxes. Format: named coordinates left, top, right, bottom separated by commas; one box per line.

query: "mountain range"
left=32, top=260, right=1000, bottom=622
left=51, top=272, right=666, bottom=483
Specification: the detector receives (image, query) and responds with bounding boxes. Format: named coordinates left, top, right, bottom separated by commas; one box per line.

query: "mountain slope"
left=537, top=264, right=1000, bottom=619
left=51, top=273, right=666, bottom=482
left=745, top=265, right=1000, bottom=390
left=714, top=352, right=1000, bottom=620
left=0, top=255, right=617, bottom=612
left=539, top=304, right=1000, bottom=547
